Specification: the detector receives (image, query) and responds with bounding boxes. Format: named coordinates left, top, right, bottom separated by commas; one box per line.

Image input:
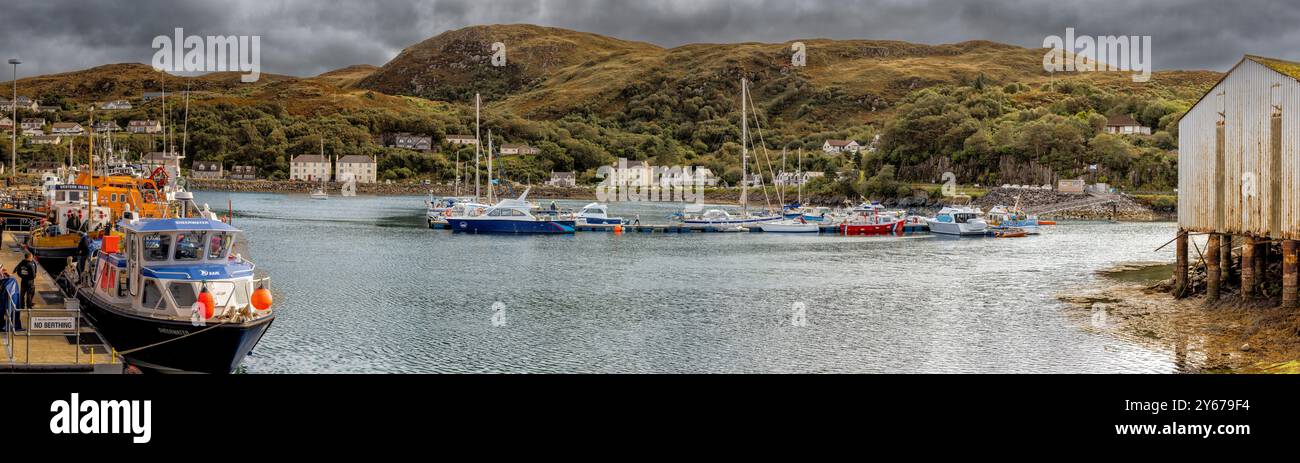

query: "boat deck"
left=1, top=232, right=123, bottom=374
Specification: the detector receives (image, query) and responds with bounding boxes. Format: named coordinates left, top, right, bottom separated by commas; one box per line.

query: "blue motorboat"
left=447, top=189, right=576, bottom=234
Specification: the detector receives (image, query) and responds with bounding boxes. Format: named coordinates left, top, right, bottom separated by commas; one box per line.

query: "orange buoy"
left=252, top=286, right=273, bottom=311
left=198, top=286, right=215, bottom=319
left=613, top=224, right=624, bottom=234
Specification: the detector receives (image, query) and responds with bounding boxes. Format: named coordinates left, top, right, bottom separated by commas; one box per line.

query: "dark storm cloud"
left=1, top=0, right=1296, bottom=78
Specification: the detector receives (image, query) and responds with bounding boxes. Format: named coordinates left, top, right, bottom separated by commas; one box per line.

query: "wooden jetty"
left=1, top=232, right=123, bottom=373
left=1174, top=54, right=1300, bottom=306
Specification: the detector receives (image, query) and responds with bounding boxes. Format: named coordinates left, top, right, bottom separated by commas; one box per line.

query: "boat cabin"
left=89, top=218, right=262, bottom=322
left=934, top=207, right=983, bottom=224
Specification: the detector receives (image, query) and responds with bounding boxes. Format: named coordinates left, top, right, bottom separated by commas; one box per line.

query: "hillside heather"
left=5, top=24, right=1216, bottom=204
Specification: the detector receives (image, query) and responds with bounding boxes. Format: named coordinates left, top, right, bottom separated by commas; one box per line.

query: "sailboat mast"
left=797, top=148, right=803, bottom=205
left=474, top=93, right=481, bottom=202
left=487, top=129, right=494, bottom=203
left=88, top=108, right=95, bottom=224
left=740, top=78, right=748, bottom=215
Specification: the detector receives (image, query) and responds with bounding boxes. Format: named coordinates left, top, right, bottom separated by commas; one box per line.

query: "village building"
left=610, top=158, right=654, bottom=186
left=50, top=122, right=84, bottom=136
left=290, top=154, right=331, bottom=182
left=142, top=152, right=183, bottom=179
left=775, top=170, right=825, bottom=186
left=0, top=116, right=11, bottom=129
left=1105, top=114, right=1152, bottom=135
left=37, top=105, right=60, bottom=113
left=546, top=171, right=576, bottom=187
left=20, top=118, right=45, bottom=131
left=190, top=161, right=224, bottom=179
left=822, top=139, right=861, bottom=154
left=336, top=155, right=377, bottom=184
left=94, top=120, right=121, bottom=132
left=27, top=135, right=61, bottom=145
left=99, top=100, right=133, bottom=110
left=499, top=144, right=540, bottom=156
left=384, top=132, right=433, bottom=151
left=229, top=165, right=258, bottom=180
left=127, top=120, right=163, bottom=134
left=0, top=96, right=38, bottom=112
left=445, top=134, right=478, bottom=146
left=25, top=161, right=62, bottom=174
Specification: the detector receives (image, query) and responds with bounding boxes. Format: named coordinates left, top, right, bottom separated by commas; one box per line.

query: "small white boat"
left=926, top=207, right=988, bottom=236
left=310, top=188, right=328, bottom=200
left=575, top=202, right=624, bottom=225
left=759, top=218, right=821, bottom=233
left=681, top=209, right=781, bottom=226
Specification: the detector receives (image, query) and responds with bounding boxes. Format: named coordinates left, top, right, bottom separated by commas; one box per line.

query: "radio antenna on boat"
left=474, top=93, right=481, bottom=202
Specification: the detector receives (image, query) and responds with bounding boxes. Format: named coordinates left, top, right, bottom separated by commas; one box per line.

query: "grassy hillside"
left=2, top=24, right=1220, bottom=195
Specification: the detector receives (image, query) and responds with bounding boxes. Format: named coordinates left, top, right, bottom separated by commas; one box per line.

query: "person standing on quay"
left=14, top=253, right=36, bottom=310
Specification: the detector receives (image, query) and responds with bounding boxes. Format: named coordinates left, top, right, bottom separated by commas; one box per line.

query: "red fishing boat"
left=838, top=204, right=906, bottom=236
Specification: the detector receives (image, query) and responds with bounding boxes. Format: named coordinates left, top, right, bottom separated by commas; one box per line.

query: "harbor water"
left=194, top=191, right=1180, bottom=373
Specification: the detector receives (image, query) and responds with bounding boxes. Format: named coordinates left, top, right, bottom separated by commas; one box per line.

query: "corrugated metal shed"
left=1179, top=55, right=1300, bottom=239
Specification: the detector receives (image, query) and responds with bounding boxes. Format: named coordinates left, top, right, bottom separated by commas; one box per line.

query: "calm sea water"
left=192, top=190, right=1180, bottom=373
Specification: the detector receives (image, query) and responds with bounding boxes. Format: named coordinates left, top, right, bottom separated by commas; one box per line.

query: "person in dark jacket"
left=76, top=232, right=91, bottom=275
left=14, top=253, right=37, bottom=310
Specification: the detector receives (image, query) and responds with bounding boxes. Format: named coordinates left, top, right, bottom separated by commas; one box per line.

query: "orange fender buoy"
left=252, top=286, right=273, bottom=311
left=198, top=286, right=215, bottom=319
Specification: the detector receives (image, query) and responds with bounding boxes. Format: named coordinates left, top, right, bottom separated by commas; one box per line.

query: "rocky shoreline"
left=1059, top=262, right=1300, bottom=373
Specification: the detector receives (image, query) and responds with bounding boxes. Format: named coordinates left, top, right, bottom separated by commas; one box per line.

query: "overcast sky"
left=1, top=0, right=1295, bottom=78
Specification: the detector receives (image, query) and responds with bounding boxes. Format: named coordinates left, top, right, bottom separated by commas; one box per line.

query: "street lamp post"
left=8, top=58, right=20, bottom=178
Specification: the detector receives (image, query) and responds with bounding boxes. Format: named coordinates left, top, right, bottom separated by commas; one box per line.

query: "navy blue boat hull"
left=76, top=290, right=274, bottom=374
left=448, top=218, right=577, bottom=234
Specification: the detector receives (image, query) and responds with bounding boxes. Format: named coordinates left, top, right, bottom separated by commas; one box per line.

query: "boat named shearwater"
left=69, top=213, right=275, bottom=374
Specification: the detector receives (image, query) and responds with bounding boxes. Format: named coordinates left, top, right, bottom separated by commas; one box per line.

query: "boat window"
left=141, top=279, right=165, bottom=309
left=208, top=233, right=230, bottom=260
left=174, top=232, right=205, bottom=261
left=142, top=234, right=172, bottom=261
left=171, top=282, right=198, bottom=308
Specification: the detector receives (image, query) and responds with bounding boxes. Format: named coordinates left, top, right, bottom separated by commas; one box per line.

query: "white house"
left=1105, top=114, right=1152, bottom=135
left=94, top=121, right=121, bottom=132
left=127, top=120, right=163, bottom=134
left=546, top=171, right=576, bottom=187
left=290, top=154, right=331, bottom=182
left=20, top=118, right=44, bottom=131
left=50, top=122, right=84, bottom=136
left=99, top=100, right=133, bottom=110
left=190, top=161, right=224, bottom=179
left=0, top=117, right=11, bottom=129
left=27, top=135, right=61, bottom=145
left=0, top=97, right=37, bottom=112
left=336, top=155, right=376, bottom=184
left=822, top=139, right=861, bottom=154
left=499, top=144, right=540, bottom=156
left=445, top=134, right=478, bottom=146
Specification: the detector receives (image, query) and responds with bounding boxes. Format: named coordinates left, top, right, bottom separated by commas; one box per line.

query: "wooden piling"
left=1241, top=236, right=1256, bottom=298
left=1174, top=232, right=1189, bottom=298
left=1220, top=235, right=1234, bottom=285
left=1284, top=240, right=1298, bottom=309
left=1206, top=234, right=1221, bottom=302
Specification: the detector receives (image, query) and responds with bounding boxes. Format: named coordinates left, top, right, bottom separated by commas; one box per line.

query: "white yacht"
left=926, top=207, right=988, bottom=236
